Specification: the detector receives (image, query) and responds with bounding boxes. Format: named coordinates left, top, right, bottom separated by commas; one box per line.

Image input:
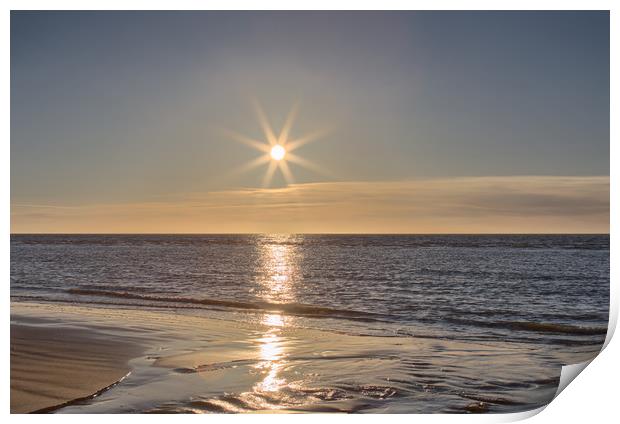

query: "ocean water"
left=10, top=234, right=610, bottom=413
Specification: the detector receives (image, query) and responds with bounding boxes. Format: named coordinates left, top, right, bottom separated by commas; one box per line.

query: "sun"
left=221, top=100, right=331, bottom=187
left=270, top=145, right=286, bottom=161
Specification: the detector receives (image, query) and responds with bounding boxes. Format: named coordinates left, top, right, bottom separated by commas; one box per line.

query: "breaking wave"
left=67, top=288, right=387, bottom=322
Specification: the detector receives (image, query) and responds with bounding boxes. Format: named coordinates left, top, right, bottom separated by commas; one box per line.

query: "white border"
left=3, top=2, right=616, bottom=423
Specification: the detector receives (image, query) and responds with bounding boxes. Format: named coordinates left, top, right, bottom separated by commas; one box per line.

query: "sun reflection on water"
left=256, top=236, right=300, bottom=304
left=254, top=314, right=286, bottom=393
left=252, top=236, right=301, bottom=396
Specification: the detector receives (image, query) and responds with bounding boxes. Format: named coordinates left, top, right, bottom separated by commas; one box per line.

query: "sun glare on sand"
left=221, top=101, right=330, bottom=187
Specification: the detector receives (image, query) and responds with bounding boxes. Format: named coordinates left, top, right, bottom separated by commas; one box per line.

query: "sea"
left=10, top=234, right=610, bottom=413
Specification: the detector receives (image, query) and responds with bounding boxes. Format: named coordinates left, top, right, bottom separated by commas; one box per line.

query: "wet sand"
left=10, top=302, right=600, bottom=414
left=10, top=316, right=145, bottom=413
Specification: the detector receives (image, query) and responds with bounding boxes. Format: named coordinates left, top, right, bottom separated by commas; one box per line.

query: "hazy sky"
left=11, top=11, right=609, bottom=233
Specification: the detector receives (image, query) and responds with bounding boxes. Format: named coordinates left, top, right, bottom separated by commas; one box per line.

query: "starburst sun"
left=270, top=144, right=286, bottom=161
left=222, top=101, right=329, bottom=187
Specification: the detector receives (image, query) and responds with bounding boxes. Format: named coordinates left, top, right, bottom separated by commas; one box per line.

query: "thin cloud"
left=11, top=176, right=609, bottom=234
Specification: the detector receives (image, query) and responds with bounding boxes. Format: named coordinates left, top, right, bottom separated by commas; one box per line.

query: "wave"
left=444, top=316, right=607, bottom=336
left=66, top=288, right=386, bottom=322
left=46, top=289, right=611, bottom=338
left=506, top=321, right=608, bottom=336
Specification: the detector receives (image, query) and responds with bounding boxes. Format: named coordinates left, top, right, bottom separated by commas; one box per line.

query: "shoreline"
left=10, top=301, right=601, bottom=414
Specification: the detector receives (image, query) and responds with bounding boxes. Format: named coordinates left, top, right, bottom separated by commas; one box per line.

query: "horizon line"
left=10, top=232, right=611, bottom=236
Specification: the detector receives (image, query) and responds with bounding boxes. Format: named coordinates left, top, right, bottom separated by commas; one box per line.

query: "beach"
left=11, top=315, right=144, bottom=413
left=9, top=8, right=611, bottom=416
left=10, top=234, right=609, bottom=414
left=10, top=301, right=602, bottom=414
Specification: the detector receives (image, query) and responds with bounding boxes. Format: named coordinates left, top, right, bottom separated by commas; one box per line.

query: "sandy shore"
left=10, top=301, right=597, bottom=414
left=11, top=316, right=145, bottom=413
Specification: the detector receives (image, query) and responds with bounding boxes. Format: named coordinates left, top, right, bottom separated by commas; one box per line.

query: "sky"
left=11, top=11, right=609, bottom=233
